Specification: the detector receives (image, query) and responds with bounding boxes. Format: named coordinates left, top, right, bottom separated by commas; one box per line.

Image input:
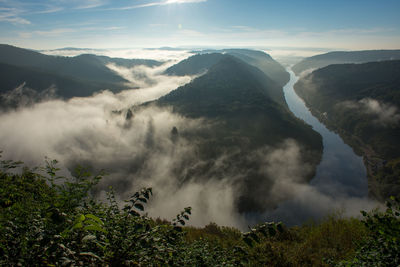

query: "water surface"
left=255, top=69, right=370, bottom=225
left=283, top=69, right=367, bottom=198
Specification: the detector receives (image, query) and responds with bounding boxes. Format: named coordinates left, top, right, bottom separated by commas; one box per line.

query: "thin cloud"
left=32, top=6, right=64, bottom=14
left=108, top=0, right=207, bottom=10
left=74, top=0, right=108, bottom=9
left=0, top=7, right=31, bottom=25
left=0, top=16, right=30, bottom=25
left=33, top=28, right=76, bottom=37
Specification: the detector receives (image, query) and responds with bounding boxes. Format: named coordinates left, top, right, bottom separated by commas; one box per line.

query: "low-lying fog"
left=0, top=49, right=379, bottom=229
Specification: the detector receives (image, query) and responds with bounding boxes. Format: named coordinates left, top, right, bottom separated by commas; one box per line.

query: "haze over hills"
left=294, top=60, right=400, bottom=200
left=0, top=44, right=164, bottom=102
left=154, top=55, right=323, bottom=212
left=165, top=49, right=289, bottom=87
left=292, top=50, right=400, bottom=76
left=0, top=62, right=118, bottom=104
left=1, top=0, right=400, bottom=264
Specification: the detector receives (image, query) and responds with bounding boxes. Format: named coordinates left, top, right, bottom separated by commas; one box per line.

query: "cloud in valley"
left=0, top=53, right=381, bottom=230
left=340, top=98, right=400, bottom=126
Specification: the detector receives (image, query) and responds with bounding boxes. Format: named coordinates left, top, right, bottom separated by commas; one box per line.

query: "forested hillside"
left=0, top=44, right=163, bottom=103
left=166, top=49, right=289, bottom=87
left=294, top=60, right=400, bottom=200
left=155, top=55, right=323, bottom=212
left=292, top=50, right=400, bottom=75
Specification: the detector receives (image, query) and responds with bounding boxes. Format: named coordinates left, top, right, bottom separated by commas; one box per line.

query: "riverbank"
left=297, top=101, right=387, bottom=201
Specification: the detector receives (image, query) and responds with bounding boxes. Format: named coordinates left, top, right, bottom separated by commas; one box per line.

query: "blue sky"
left=1, top=0, right=399, bottom=50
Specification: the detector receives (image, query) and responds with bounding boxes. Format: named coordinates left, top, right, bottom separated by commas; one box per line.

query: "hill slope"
left=0, top=44, right=164, bottom=106
left=0, top=44, right=127, bottom=84
left=0, top=63, right=124, bottom=101
left=155, top=55, right=323, bottom=212
left=165, top=49, right=289, bottom=87
left=292, top=50, right=400, bottom=75
left=294, top=60, right=400, bottom=200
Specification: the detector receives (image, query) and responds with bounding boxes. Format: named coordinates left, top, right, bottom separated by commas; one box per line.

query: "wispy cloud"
left=74, top=0, right=108, bottom=9
left=18, top=26, right=123, bottom=38
left=0, top=7, right=31, bottom=25
left=107, top=0, right=207, bottom=10
left=34, top=28, right=76, bottom=37
left=33, top=6, right=64, bottom=14
left=296, top=27, right=395, bottom=38
left=0, top=16, right=30, bottom=25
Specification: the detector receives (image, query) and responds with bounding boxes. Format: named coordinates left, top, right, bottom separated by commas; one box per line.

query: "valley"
left=294, top=59, right=400, bottom=201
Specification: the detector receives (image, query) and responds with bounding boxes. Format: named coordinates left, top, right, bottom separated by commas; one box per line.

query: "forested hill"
left=292, top=50, right=400, bottom=75
left=160, top=55, right=287, bottom=112
left=294, top=60, right=400, bottom=200
left=153, top=55, right=323, bottom=212
left=0, top=44, right=161, bottom=83
left=0, top=44, right=164, bottom=103
left=0, top=62, right=122, bottom=102
left=165, top=49, right=289, bottom=87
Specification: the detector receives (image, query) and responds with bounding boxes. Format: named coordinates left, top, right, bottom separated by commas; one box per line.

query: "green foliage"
left=337, top=197, right=400, bottom=266
left=2, top=154, right=396, bottom=266
left=0, top=156, right=241, bottom=266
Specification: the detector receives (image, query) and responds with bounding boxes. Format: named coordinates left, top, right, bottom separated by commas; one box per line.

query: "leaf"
left=75, top=214, right=86, bottom=223
left=243, top=237, right=253, bottom=247
left=134, top=203, right=144, bottom=211
left=138, top=197, right=147, bottom=203
left=250, top=232, right=259, bottom=243
left=173, top=226, right=182, bottom=232
left=268, top=226, right=276, bottom=236
left=79, top=252, right=102, bottom=260
left=72, top=222, right=83, bottom=230
left=184, top=207, right=192, bottom=215
left=85, top=214, right=104, bottom=226
left=276, top=223, right=284, bottom=233
left=129, top=210, right=140, bottom=217
left=83, top=225, right=107, bottom=234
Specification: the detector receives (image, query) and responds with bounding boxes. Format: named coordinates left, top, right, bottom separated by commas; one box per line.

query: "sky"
left=1, top=0, right=400, bottom=51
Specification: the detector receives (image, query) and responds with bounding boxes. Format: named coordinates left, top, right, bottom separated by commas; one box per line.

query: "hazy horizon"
left=1, top=0, right=399, bottom=51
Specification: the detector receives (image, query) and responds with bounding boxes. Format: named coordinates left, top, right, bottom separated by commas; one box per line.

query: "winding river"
left=258, top=69, right=370, bottom=225
left=283, top=69, right=368, bottom=197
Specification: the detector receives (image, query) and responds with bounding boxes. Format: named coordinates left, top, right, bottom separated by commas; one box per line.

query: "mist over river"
left=249, top=69, right=376, bottom=226
left=284, top=69, right=368, bottom=197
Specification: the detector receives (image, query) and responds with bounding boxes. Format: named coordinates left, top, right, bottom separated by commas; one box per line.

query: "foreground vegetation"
left=1, top=155, right=399, bottom=266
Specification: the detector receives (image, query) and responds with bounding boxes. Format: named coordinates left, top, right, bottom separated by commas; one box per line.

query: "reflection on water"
left=283, top=69, right=367, bottom=198
left=249, top=69, right=372, bottom=226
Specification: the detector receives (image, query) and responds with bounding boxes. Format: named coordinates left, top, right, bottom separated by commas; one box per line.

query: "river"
left=255, top=69, right=370, bottom=225
left=283, top=69, right=368, bottom=198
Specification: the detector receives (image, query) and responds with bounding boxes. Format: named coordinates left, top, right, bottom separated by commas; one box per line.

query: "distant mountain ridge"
left=0, top=44, right=163, bottom=102
left=292, top=50, right=400, bottom=75
left=0, top=44, right=126, bottom=84
left=0, top=62, right=120, bottom=100
left=165, top=49, right=289, bottom=87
